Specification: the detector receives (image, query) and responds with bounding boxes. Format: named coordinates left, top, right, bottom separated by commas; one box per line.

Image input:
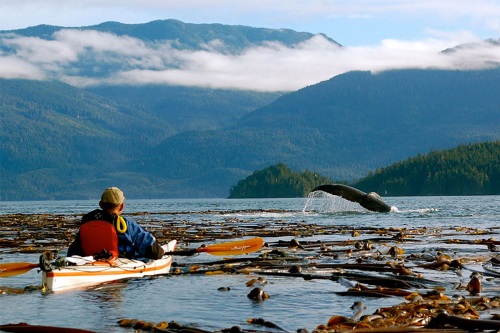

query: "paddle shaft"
left=164, top=249, right=198, bottom=256
left=165, top=237, right=264, bottom=256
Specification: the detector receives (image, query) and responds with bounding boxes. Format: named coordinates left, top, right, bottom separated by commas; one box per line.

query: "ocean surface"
left=0, top=196, right=499, bottom=332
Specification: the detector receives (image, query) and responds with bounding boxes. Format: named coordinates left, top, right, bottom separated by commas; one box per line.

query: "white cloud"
left=2, top=34, right=78, bottom=64
left=1, top=29, right=499, bottom=92
left=0, top=54, right=47, bottom=80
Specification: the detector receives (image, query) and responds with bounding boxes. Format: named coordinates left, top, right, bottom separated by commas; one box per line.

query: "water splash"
left=303, top=191, right=366, bottom=213
left=393, top=207, right=438, bottom=214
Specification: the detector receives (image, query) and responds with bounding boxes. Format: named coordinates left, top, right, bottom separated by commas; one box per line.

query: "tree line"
left=354, top=141, right=499, bottom=196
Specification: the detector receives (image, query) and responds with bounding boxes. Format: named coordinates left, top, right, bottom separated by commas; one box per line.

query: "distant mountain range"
left=5, top=19, right=339, bottom=51
left=1, top=20, right=499, bottom=200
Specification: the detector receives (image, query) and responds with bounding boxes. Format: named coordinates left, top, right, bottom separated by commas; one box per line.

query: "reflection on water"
left=84, top=281, right=126, bottom=306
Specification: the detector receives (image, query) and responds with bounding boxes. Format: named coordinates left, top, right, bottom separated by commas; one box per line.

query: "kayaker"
left=68, top=187, right=164, bottom=262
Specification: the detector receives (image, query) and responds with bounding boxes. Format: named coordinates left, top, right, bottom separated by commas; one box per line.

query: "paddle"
left=0, top=237, right=265, bottom=277
left=164, top=237, right=265, bottom=256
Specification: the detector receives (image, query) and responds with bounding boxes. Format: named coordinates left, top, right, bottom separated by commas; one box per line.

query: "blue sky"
left=1, top=1, right=499, bottom=91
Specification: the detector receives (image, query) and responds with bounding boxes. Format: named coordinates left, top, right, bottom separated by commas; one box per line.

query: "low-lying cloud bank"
left=1, top=29, right=499, bottom=92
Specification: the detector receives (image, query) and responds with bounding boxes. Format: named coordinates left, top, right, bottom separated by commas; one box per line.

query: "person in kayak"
left=68, top=187, right=164, bottom=262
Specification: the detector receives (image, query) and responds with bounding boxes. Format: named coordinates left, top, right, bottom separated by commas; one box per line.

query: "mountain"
left=0, top=79, right=281, bottom=199
left=0, top=79, right=172, bottom=199
left=5, top=19, right=339, bottom=51
left=1, top=21, right=499, bottom=200
left=1, top=20, right=339, bottom=86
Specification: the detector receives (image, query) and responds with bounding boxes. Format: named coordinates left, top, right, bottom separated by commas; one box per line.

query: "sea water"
left=0, top=196, right=499, bottom=332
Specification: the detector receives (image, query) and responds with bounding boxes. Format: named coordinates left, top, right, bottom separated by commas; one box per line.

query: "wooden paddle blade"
left=0, top=262, right=39, bottom=277
left=197, top=237, right=264, bottom=256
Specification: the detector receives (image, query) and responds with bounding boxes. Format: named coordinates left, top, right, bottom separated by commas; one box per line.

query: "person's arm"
left=67, top=231, right=83, bottom=257
left=121, top=217, right=164, bottom=259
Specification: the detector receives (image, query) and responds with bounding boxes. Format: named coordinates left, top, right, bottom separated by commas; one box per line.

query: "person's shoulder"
left=82, top=209, right=100, bottom=220
left=82, top=209, right=110, bottom=222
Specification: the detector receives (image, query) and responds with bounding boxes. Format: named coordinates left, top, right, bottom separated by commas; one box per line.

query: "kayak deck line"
left=44, top=259, right=172, bottom=277
left=41, top=240, right=177, bottom=292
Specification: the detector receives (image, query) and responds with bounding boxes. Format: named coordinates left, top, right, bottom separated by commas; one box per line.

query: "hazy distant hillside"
left=87, top=85, right=282, bottom=132
left=442, top=38, right=500, bottom=54
left=1, top=19, right=347, bottom=95
left=0, top=79, right=282, bottom=199
left=0, top=79, right=175, bottom=199
left=2, top=67, right=499, bottom=200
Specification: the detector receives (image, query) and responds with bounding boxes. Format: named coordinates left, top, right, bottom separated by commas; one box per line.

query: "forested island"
left=228, top=163, right=332, bottom=198
left=354, top=141, right=499, bottom=196
left=228, top=141, right=500, bottom=198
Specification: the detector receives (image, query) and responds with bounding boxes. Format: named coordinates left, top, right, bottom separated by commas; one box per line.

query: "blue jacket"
left=117, top=215, right=157, bottom=261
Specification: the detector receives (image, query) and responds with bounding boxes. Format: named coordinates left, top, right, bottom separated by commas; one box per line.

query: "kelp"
left=1, top=211, right=499, bottom=332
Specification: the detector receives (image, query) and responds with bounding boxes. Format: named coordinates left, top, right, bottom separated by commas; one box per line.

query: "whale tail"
left=311, top=184, right=391, bottom=212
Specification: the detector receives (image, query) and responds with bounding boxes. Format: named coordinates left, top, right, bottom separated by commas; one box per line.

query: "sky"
left=1, top=0, right=500, bottom=91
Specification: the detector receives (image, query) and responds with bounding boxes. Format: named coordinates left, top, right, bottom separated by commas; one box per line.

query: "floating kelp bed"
left=1, top=211, right=499, bottom=332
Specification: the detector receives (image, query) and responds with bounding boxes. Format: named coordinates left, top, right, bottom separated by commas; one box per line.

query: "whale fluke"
left=311, top=184, right=391, bottom=212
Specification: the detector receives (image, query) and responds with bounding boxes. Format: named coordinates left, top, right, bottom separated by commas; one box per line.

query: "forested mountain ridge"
left=86, top=85, right=282, bottom=132
left=5, top=19, right=339, bottom=51
left=0, top=79, right=176, bottom=199
left=0, top=79, right=280, bottom=200
left=353, top=141, right=500, bottom=196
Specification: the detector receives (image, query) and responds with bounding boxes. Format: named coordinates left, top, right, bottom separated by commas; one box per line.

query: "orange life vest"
left=80, top=220, right=119, bottom=259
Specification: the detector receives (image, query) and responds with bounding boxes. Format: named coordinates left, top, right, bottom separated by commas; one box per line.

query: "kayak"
left=41, top=240, right=177, bottom=292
